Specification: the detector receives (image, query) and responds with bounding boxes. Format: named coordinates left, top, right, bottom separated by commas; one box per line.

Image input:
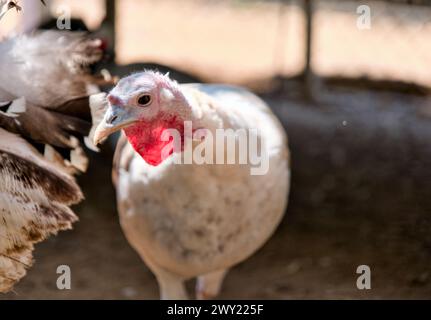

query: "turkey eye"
left=137, top=95, right=152, bottom=106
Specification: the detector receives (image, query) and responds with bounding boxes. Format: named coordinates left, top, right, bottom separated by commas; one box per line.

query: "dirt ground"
left=2, top=80, right=431, bottom=299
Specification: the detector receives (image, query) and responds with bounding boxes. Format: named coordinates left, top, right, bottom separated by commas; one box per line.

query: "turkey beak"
left=93, top=105, right=137, bottom=145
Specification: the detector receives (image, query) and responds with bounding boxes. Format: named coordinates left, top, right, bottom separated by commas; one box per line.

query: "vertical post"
left=304, top=0, right=314, bottom=98
left=20, top=0, right=51, bottom=32
left=273, top=0, right=287, bottom=75
left=104, top=0, right=116, bottom=58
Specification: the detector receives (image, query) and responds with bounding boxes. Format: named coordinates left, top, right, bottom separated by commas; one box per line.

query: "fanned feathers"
left=0, top=129, right=81, bottom=292
left=0, top=30, right=106, bottom=292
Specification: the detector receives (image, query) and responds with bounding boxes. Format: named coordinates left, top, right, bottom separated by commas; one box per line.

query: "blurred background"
left=1, top=0, right=431, bottom=299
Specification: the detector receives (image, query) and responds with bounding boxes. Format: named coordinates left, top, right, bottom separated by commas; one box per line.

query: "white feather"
left=114, top=82, right=290, bottom=299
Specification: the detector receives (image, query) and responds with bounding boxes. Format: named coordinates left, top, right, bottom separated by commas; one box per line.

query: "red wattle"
left=124, top=115, right=184, bottom=166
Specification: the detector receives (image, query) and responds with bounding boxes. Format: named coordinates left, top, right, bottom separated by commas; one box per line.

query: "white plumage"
left=93, top=72, right=290, bottom=299
left=0, top=31, right=104, bottom=106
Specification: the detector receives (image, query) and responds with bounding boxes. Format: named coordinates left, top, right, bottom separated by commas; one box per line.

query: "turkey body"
left=113, top=84, right=290, bottom=298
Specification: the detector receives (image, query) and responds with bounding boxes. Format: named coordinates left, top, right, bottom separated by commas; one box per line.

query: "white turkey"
left=93, top=71, right=290, bottom=299
left=0, top=30, right=108, bottom=293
